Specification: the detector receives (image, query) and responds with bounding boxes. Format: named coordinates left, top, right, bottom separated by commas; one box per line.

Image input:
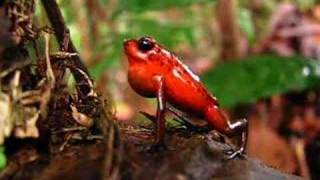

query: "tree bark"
left=216, top=0, right=241, bottom=60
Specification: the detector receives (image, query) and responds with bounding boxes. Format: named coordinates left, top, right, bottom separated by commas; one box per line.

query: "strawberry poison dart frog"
left=124, top=37, right=247, bottom=158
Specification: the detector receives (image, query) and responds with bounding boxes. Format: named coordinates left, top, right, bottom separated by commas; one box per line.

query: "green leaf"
left=201, top=55, right=320, bottom=108
left=0, top=146, right=6, bottom=170
left=117, top=0, right=216, bottom=13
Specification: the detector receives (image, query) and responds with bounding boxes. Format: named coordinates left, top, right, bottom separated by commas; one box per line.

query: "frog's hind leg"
left=225, top=119, right=248, bottom=159
left=205, top=106, right=248, bottom=159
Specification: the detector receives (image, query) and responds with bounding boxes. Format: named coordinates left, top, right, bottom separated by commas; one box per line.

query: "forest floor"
left=0, top=124, right=302, bottom=180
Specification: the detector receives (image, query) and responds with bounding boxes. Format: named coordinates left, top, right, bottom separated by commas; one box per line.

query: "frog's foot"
left=224, top=147, right=246, bottom=160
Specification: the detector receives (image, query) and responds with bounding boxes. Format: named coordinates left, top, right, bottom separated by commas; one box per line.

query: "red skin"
left=124, top=37, right=247, bottom=150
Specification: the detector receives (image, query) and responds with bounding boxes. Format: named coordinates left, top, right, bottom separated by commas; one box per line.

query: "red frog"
left=124, top=37, right=247, bottom=158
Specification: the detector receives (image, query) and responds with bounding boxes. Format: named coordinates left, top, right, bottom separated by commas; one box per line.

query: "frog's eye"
left=138, top=37, right=154, bottom=52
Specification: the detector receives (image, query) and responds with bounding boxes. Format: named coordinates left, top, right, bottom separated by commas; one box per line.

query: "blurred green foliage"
left=296, top=0, right=315, bottom=10
left=55, top=0, right=320, bottom=108
left=57, top=0, right=217, bottom=79
left=90, top=16, right=196, bottom=78
left=237, top=8, right=255, bottom=44
left=0, top=146, right=6, bottom=170
left=117, top=0, right=216, bottom=13
left=201, top=55, right=320, bottom=108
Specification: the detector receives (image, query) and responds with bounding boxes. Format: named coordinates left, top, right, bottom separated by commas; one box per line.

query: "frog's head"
left=124, top=37, right=161, bottom=63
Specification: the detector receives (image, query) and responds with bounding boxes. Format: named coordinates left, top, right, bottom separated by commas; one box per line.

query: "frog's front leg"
left=154, top=76, right=166, bottom=146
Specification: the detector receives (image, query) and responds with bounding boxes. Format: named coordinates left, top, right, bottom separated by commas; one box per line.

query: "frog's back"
left=163, top=57, right=217, bottom=117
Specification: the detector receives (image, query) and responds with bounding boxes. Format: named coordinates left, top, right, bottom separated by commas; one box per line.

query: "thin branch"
left=40, top=0, right=91, bottom=80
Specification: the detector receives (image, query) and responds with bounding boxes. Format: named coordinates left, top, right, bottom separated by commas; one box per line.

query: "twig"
left=44, top=33, right=55, bottom=84
left=40, top=0, right=91, bottom=82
